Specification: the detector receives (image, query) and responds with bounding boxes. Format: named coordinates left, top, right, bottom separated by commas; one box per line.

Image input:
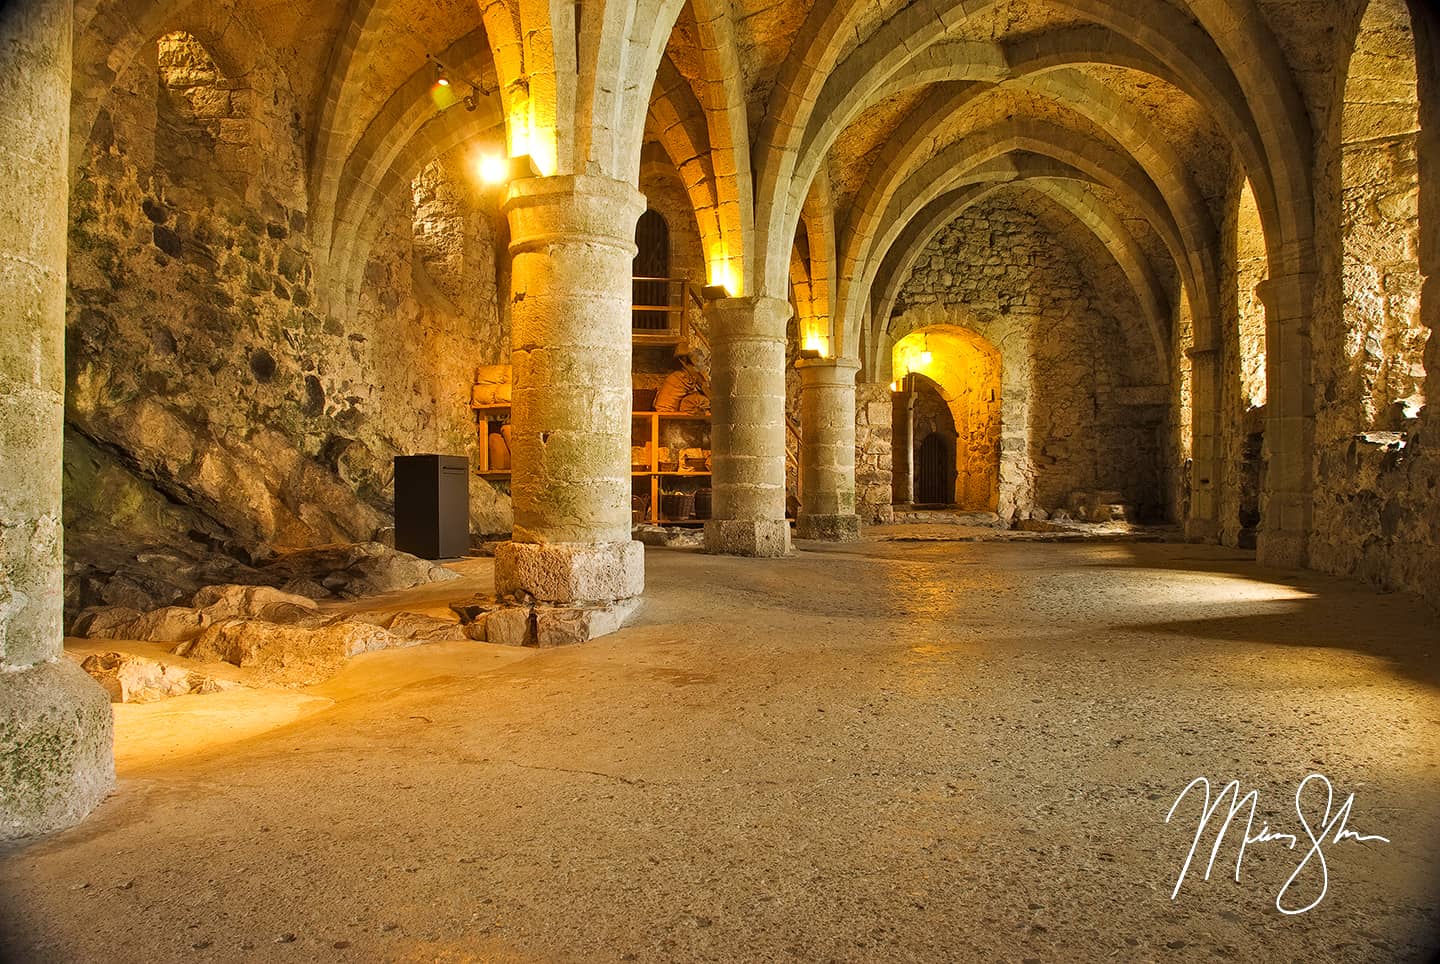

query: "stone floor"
left=2, top=539, right=1438, bottom=962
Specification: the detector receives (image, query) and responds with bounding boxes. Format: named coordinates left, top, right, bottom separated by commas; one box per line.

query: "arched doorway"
left=891, top=327, right=1002, bottom=512
left=1232, top=178, right=1268, bottom=549
left=633, top=209, right=670, bottom=331
left=916, top=432, right=954, bottom=505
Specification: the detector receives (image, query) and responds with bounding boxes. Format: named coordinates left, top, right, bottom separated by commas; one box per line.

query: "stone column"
left=495, top=175, right=645, bottom=606
left=892, top=380, right=915, bottom=505
left=1255, top=272, right=1316, bottom=569
left=0, top=0, right=114, bottom=841
left=704, top=296, right=792, bottom=557
left=1186, top=344, right=1222, bottom=542
left=795, top=358, right=861, bottom=540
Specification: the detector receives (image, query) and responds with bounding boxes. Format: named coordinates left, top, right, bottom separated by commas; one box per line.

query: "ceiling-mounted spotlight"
left=427, top=53, right=497, bottom=113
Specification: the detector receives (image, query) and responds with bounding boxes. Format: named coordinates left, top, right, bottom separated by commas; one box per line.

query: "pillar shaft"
left=1186, top=344, right=1222, bottom=541
left=796, top=358, right=861, bottom=541
left=494, top=175, right=645, bottom=603
left=892, top=383, right=916, bottom=505
left=703, top=296, right=792, bottom=557
left=1255, top=272, right=1316, bottom=569
left=0, top=0, right=114, bottom=840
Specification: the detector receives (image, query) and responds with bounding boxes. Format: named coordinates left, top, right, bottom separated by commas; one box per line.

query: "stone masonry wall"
left=889, top=196, right=1168, bottom=522
left=1307, top=0, right=1439, bottom=603
left=63, top=29, right=507, bottom=614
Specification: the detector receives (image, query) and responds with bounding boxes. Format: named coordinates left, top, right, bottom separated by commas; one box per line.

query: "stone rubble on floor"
left=446, top=595, right=643, bottom=648
left=78, top=652, right=241, bottom=704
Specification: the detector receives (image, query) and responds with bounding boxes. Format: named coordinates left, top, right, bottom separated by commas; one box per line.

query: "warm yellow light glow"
left=507, top=106, right=530, bottom=159
left=437, top=76, right=451, bottom=88
left=889, top=380, right=900, bottom=392
left=477, top=154, right=507, bottom=185
left=430, top=82, right=459, bottom=110
left=920, top=350, right=933, bottom=366
left=803, top=333, right=823, bottom=353
left=709, top=259, right=737, bottom=298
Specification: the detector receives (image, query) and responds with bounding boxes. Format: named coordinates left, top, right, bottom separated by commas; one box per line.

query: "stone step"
left=888, top=509, right=1005, bottom=528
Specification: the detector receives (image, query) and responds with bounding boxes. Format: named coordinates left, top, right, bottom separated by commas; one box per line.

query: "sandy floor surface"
left=3, top=539, right=1438, bottom=962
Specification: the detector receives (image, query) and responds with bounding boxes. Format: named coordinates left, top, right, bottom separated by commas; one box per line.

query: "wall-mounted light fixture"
left=701, top=284, right=730, bottom=301
left=427, top=53, right=493, bottom=112
left=476, top=153, right=541, bottom=187
left=508, top=155, right=541, bottom=180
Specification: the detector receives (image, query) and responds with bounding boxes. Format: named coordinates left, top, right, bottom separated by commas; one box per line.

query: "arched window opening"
left=633, top=209, right=671, bottom=331
left=155, top=31, right=252, bottom=194
left=1237, top=179, right=1268, bottom=411
left=1343, top=0, right=1426, bottom=430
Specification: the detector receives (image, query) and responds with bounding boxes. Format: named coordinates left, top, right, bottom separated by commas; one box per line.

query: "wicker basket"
left=659, top=492, right=694, bottom=521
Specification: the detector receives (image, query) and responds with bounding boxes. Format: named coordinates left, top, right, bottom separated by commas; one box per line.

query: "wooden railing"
left=632, top=274, right=704, bottom=343
left=629, top=280, right=804, bottom=510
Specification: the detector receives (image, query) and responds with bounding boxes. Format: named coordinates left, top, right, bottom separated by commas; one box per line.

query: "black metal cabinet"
left=393, top=455, right=470, bottom=559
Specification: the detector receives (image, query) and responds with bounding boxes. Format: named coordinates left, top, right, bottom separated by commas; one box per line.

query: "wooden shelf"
left=475, top=404, right=512, bottom=475
left=473, top=409, right=714, bottom=517
left=631, top=409, right=712, bottom=525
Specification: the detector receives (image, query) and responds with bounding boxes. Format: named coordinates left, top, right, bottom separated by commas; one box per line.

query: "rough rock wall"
left=889, top=197, right=1168, bottom=521
left=358, top=153, right=510, bottom=537
left=64, top=29, right=507, bottom=607
left=1170, top=294, right=1194, bottom=522
left=1307, top=0, right=1439, bottom=602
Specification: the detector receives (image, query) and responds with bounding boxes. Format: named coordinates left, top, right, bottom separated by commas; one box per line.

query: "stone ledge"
left=494, top=540, right=644, bottom=604
left=0, top=660, right=114, bottom=842
left=795, top=513, right=862, bottom=542
left=704, top=519, right=792, bottom=558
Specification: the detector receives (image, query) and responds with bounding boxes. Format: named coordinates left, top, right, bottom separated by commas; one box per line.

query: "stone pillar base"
left=1257, top=531, right=1308, bottom=569
left=480, top=597, right=643, bottom=647
left=796, top=513, right=862, bottom=542
left=494, top=540, right=644, bottom=604
left=1, top=660, right=115, bottom=842
left=1185, top=518, right=1220, bottom=543
left=704, top=519, right=792, bottom=557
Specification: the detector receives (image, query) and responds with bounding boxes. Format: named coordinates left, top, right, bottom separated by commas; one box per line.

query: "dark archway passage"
left=916, top=432, right=954, bottom=505
left=633, top=209, right=671, bottom=331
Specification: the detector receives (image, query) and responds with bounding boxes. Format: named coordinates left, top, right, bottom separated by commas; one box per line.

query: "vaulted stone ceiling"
left=72, top=0, right=1334, bottom=369
left=642, top=0, right=1332, bottom=385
